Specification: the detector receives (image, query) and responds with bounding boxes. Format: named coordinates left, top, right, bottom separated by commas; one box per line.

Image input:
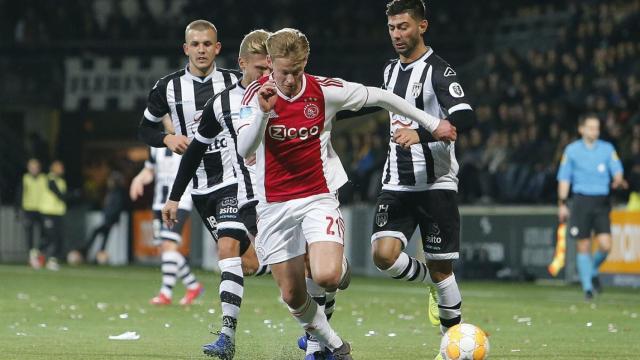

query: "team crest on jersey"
left=304, top=103, right=320, bottom=119
left=411, top=82, right=423, bottom=98
left=449, top=82, right=464, bottom=98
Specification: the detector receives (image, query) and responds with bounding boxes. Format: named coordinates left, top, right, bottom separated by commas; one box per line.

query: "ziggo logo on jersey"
left=268, top=125, right=320, bottom=141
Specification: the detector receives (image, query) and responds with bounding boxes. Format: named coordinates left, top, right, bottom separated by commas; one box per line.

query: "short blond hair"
left=266, top=28, right=310, bottom=63
left=184, top=20, right=217, bottom=42
left=239, top=29, right=270, bottom=58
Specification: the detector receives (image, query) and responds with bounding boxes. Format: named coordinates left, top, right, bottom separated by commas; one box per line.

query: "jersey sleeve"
left=143, top=79, right=170, bottom=122
left=322, top=78, right=368, bottom=112
left=608, top=144, right=624, bottom=176
left=430, top=62, right=472, bottom=116
left=238, top=80, right=262, bottom=131
left=556, top=147, right=573, bottom=182
left=195, top=98, right=223, bottom=144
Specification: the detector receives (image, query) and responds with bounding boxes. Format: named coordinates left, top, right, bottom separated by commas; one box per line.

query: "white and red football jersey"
left=239, top=74, right=368, bottom=203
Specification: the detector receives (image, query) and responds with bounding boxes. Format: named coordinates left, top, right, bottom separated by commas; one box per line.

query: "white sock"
left=289, top=294, right=342, bottom=351
left=175, top=252, right=199, bottom=289
left=219, top=257, right=244, bottom=339
left=435, top=273, right=462, bottom=334
left=160, top=251, right=180, bottom=297
left=381, top=252, right=430, bottom=283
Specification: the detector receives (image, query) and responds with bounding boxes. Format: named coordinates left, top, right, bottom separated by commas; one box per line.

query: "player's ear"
left=238, top=57, right=245, bottom=71
left=266, top=55, right=273, bottom=67
left=183, top=42, right=188, bottom=56
left=215, top=42, right=222, bottom=55
left=420, top=19, right=428, bottom=35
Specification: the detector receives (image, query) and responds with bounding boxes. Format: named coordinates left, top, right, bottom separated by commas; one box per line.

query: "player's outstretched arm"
left=168, top=139, right=208, bottom=203
left=364, top=87, right=456, bottom=141
left=129, top=167, right=154, bottom=201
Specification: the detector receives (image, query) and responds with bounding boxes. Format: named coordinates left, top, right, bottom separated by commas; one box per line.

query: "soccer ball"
left=440, top=323, right=490, bottom=360
left=66, top=250, right=83, bottom=266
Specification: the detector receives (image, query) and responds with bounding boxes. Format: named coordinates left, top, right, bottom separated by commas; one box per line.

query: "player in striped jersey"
left=162, top=30, right=273, bottom=360
left=138, top=21, right=265, bottom=359
left=370, top=0, right=476, bottom=348
left=130, top=136, right=203, bottom=306
left=235, top=28, right=456, bottom=360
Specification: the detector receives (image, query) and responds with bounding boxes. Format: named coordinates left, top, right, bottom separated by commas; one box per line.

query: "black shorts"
left=569, top=194, right=611, bottom=239
left=153, top=209, right=189, bottom=244
left=240, top=201, right=258, bottom=238
left=191, top=184, right=250, bottom=254
left=371, top=189, right=460, bottom=260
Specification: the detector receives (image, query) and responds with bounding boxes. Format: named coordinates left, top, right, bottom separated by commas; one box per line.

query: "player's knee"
left=372, top=250, right=396, bottom=270
left=240, top=255, right=259, bottom=275
left=312, top=270, right=341, bottom=290
left=160, top=240, right=178, bottom=252
left=281, top=287, right=306, bottom=308
left=217, top=237, right=240, bottom=258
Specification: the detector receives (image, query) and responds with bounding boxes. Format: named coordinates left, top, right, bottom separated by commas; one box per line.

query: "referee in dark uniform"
left=557, top=114, right=626, bottom=299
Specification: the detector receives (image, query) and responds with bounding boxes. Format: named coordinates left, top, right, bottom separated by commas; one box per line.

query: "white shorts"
left=255, top=193, right=345, bottom=265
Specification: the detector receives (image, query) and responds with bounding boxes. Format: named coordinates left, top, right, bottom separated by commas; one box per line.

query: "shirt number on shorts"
left=325, top=216, right=345, bottom=239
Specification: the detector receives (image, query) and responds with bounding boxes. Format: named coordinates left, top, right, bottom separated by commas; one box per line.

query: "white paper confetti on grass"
left=108, top=331, right=140, bottom=340
left=208, top=309, right=216, bottom=314
left=38, top=323, right=47, bottom=328
left=388, top=333, right=397, bottom=337
left=119, top=313, right=129, bottom=319
left=164, top=323, right=171, bottom=328
left=16, top=332, right=27, bottom=336
left=608, top=324, right=618, bottom=333
left=586, top=322, right=593, bottom=327
left=17, top=293, right=29, bottom=300
left=96, top=303, right=108, bottom=311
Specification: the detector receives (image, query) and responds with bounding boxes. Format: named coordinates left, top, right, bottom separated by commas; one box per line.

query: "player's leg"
left=202, top=186, right=251, bottom=359
left=170, top=210, right=204, bottom=305
left=422, top=190, right=462, bottom=334
left=239, top=202, right=271, bottom=277
left=371, top=191, right=431, bottom=282
left=570, top=195, right=595, bottom=299
left=45, top=215, right=63, bottom=271
left=25, top=211, right=41, bottom=268
left=302, top=194, right=352, bottom=358
left=591, top=197, right=612, bottom=293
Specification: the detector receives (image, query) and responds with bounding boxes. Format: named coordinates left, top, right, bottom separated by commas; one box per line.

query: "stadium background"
left=1, top=1, right=640, bottom=359
left=1, top=0, right=639, bottom=275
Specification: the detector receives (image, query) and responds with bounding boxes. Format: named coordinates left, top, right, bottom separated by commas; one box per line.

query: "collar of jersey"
left=273, top=73, right=307, bottom=102
left=399, top=47, right=433, bottom=71
left=184, top=63, right=216, bottom=83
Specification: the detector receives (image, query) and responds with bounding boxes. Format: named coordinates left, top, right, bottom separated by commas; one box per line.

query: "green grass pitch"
left=1, top=264, right=638, bottom=359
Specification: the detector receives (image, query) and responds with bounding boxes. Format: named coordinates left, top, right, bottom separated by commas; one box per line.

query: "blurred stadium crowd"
left=2, top=0, right=639, bottom=206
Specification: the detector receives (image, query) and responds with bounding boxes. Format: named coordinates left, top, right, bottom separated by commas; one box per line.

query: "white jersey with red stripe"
left=239, top=74, right=368, bottom=203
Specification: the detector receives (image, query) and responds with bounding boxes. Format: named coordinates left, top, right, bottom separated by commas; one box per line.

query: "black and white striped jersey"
left=143, top=65, right=241, bottom=195
left=382, top=48, right=472, bottom=192
left=196, top=81, right=256, bottom=209
left=145, top=147, right=193, bottom=211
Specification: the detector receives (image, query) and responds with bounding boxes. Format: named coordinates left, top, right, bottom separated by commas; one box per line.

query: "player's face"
left=271, top=56, right=306, bottom=97
left=239, top=53, right=271, bottom=84
left=579, top=118, right=600, bottom=142
left=183, top=29, right=221, bottom=77
left=387, top=13, right=427, bottom=59
left=27, top=160, right=40, bottom=175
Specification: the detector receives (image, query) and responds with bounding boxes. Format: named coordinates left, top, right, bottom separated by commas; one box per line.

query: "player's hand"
left=432, top=119, right=457, bottom=142
left=393, top=128, right=420, bottom=149
left=129, top=177, right=144, bottom=201
left=245, top=153, right=257, bottom=166
left=164, top=134, right=190, bottom=155
left=558, top=204, right=570, bottom=223
left=162, top=200, right=180, bottom=229
left=611, top=177, right=629, bottom=190
left=258, top=80, right=277, bottom=113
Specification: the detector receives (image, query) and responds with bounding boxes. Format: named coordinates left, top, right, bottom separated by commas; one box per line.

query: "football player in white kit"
left=235, top=28, right=457, bottom=359
left=130, top=118, right=203, bottom=306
